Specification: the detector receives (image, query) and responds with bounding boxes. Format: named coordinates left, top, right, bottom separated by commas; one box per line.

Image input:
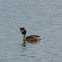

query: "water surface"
left=0, top=0, right=62, bottom=62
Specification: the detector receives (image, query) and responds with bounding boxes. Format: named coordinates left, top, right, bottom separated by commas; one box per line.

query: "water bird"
left=20, top=27, right=42, bottom=44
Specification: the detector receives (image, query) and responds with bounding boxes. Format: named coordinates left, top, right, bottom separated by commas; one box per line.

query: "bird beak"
left=19, top=28, right=21, bottom=29
left=19, top=28, right=21, bottom=32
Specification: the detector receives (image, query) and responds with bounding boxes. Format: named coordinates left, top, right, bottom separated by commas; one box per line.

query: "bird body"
left=26, top=35, right=41, bottom=42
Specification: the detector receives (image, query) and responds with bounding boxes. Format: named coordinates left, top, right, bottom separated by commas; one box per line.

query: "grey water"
left=0, top=0, right=62, bottom=62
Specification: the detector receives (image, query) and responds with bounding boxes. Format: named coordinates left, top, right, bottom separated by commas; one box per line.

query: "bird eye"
left=21, top=28, right=24, bottom=30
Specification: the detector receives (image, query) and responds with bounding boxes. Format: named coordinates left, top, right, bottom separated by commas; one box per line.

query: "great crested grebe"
left=20, top=27, right=42, bottom=44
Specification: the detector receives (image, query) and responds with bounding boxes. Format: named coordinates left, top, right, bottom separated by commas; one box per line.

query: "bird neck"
left=23, top=34, right=26, bottom=44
